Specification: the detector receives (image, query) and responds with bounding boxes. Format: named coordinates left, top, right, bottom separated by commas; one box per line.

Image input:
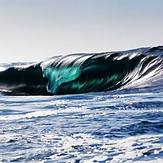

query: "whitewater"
left=1, top=46, right=163, bottom=162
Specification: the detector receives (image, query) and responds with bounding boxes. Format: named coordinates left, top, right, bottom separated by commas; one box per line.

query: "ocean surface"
left=1, top=46, right=163, bottom=162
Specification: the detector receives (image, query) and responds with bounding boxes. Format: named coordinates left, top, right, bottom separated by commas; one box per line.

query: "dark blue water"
left=1, top=87, right=163, bottom=162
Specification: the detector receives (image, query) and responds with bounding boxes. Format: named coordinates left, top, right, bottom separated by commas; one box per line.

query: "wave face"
left=0, top=46, right=163, bottom=95
left=0, top=63, right=48, bottom=95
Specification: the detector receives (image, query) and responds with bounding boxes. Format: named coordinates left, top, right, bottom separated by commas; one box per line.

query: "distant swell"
left=0, top=46, right=163, bottom=95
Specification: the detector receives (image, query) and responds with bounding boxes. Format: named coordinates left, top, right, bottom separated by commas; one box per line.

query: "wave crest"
left=0, top=46, right=163, bottom=95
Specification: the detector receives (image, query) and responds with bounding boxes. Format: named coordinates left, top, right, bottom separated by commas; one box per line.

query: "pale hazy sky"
left=0, top=0, right=163, bottom=62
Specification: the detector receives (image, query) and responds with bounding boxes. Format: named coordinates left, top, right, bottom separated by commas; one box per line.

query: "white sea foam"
left=48, top=133, right=163, bottom=162
left=0, top=107, right=87, bottom=121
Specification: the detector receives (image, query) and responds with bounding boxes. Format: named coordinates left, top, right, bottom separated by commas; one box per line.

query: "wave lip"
left=0, top=46, right=163, bottom=95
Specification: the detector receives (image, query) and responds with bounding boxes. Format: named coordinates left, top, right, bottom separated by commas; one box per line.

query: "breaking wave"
left=0, top=46, right=163, bottom=95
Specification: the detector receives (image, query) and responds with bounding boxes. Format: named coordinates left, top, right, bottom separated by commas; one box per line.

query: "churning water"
left=1, top=46, right=163, bottom=162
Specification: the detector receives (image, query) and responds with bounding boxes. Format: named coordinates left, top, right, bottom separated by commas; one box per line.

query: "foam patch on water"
left=47, top=133, right=163, bottom=162
left=0, top=107, right=87, bottom=121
